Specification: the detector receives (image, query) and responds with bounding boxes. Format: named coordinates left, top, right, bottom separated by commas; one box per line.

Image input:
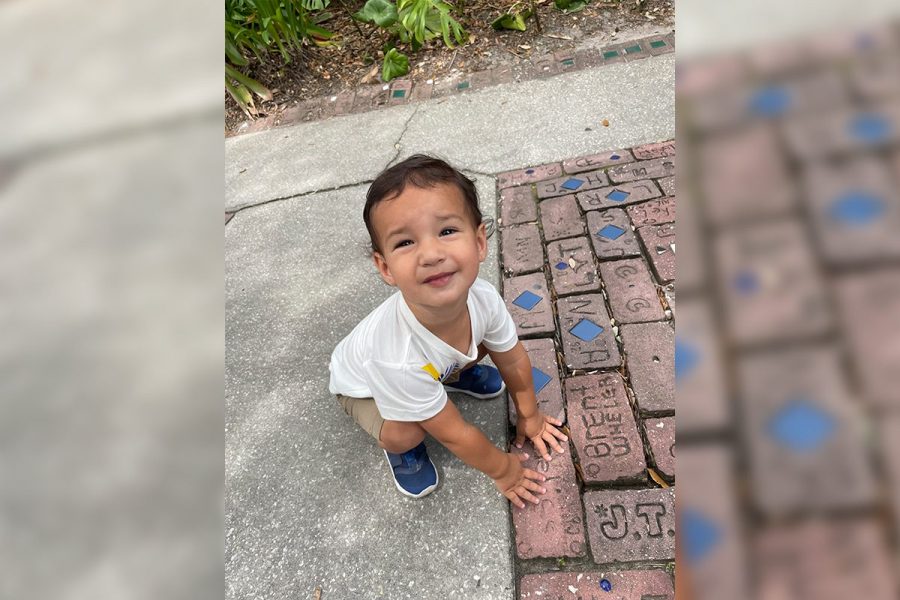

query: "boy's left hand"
left=513, top=412, right=568, bottom=462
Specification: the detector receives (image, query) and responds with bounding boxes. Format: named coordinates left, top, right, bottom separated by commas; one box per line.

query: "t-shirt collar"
left=397, top=290, right=477, bottom=362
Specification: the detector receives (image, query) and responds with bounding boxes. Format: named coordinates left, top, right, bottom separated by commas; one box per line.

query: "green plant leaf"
left=554, top=0, right=588, bottom=12
left=225, top=78, right=256, bottom=116
left=381, top=47, right=409, bottom=82
left=354, top=0, right=398, bottom=27
left=491, top=11, right=528, bottom=31
left=226, top=64, right=273, bottom=101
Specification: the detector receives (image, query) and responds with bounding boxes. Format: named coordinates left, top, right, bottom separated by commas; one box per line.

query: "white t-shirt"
left=328, top=278, right=519, bottom=421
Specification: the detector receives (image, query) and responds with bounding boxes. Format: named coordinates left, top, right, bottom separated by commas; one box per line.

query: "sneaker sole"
left=443, top=382, right=506, bottom=400
left=383, top=450, right=439, bottom=499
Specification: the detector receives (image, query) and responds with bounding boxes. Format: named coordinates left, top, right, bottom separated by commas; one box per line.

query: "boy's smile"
left=371, top=182, right=487, bottom=324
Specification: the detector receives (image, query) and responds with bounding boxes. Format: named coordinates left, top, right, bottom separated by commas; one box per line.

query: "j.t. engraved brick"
left=584, top=487, right=676, bottom=564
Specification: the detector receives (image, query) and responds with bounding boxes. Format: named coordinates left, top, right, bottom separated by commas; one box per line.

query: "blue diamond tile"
left=682, top=509, right=721, bottom=564
left=609, top=153, right=621, bottom=161
left=848, top=112, right=891, bottom=144
left=532, top=367, right=551, bottom=394
left=597, top=224, right=626, bottom=240
left=555, top=262, right=568, bottom=270
left=675, top=338, right=700, bottom=382
left=525, top=168, right=535, bottom=174
left=829, top=191, right=885, bottom=226
left=569, top=318, right=604, bottom=341
left=748, top=85, right=792, bottom=117
left=512, top=290, right=542, bottom=311
left=767, top=399, right=836, bottom=452
left=606, top=189, right=630, bottom=202
left=733, top=270, right=759, bottom=295
left=561, top=178, right=585, bottom=191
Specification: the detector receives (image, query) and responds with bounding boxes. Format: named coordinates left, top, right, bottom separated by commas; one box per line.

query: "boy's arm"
left=419, top=399, right=547, bottom=508
left=488, top=341, right=568, bottom=461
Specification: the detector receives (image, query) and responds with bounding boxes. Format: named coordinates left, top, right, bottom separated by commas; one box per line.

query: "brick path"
left=677, top=21, right=900, bottom=600
left=497, top=141, right=676, bottom=598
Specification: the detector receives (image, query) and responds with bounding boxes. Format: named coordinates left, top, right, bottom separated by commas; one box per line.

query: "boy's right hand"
left=492, top=452, right=547, bottom=509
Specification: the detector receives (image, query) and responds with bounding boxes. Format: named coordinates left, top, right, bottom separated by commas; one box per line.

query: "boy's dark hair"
left=364, top=154, right=482, bottom=254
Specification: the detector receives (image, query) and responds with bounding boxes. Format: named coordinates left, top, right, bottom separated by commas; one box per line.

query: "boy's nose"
left=418, top=237, right=445, bottom=265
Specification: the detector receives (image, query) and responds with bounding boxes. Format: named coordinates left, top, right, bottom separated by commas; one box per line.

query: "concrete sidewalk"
left=225, top=53, right=674, bottom=600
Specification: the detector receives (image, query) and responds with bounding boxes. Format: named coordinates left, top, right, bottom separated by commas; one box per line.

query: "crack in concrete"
left=384, top=103, right=423, bottom=170
left=228, top=179, right=374, bottom=217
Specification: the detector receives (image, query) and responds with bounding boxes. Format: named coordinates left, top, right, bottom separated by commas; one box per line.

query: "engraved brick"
left=509, top=338, right=565, bottom=426
left=553, top=49, right=577, bottom=72
left=698, top=124, right=795, bottom=226
left=621, top=40, right=651, bottom=61
left=627, top=196, right=675, bottom=226
left=500, top=223, right=543, bottom=275
left=676, top=299, right=729, bottom=433
left=678, top=446, right=750, bottom=600
left=637, top=223, right=676, bottom=284
left=539, top=194, right=584, bottom=241
left=537, top=169, right=609, bottom=199
left=510, top=444, right=586, bottom=559
left=834, top=269, right=900, bottom=409
left=499, top=185, right=537, bottom=226
left=586, top=208, right=641, bottom=260
left=332, top=90, right=356, bottom=115
left=504, top=272, right=555, bottom=338
left=498, top=163, right=563, bottom=189
left=607, top=157, right=675, bottom=183
left=599, top=44, right=626, bottom=64
left=547, top=237, right=600, bottom=296
left=645, top=35, right=675, bottom=56
left=715, top=220, right=832, bottom=346
left=388, top=79, right=412, bottom=104
left=530, top=53, right=560, bottom=78
left=755, top=519, right=897, bottom=600
left=519, top=570, right=674, bottom=600
left=598, top=258, right=665, bottom=324
left=563, top=149, right=634, bottom=174
left=351, top=84, right=389, bottom=112
left=409, top=80, right=433, bottom=101
left=584, top=487, right=675, bottom=564
left=577, top=179, right=661, bottom=211
left=467, top=69, right=494, bottom=90
left=621, top=322, right=674, bottom=413
left=574, top=47, right=602, bottom=69
left=558, top=294, right=621, bottom=370
left=784, top=102, right=900, bottom=161
left=657, top=176, right=674, bottom=196
left=802, top=156, right=900, bottom=265
left=644, top=417, right=674, bottom=479
left=565, top=372, right=646, bottom=484
left=632, top=140, right=675, bottom=160
left=737, top=346, right=877, bottom=516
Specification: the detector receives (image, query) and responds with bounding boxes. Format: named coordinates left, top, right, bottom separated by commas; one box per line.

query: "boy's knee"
left=379, top=420, right=426, bottom=453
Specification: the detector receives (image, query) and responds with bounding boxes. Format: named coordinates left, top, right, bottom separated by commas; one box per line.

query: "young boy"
left=328, top=154, right=568, bottom=509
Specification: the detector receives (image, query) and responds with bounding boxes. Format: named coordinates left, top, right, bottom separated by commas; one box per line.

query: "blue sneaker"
left=443, top=364, right=506, bottom=399
left=383, top=442, right=439, bottom=498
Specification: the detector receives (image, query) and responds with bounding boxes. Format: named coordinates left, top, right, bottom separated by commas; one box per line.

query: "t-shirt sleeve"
left=363, top=359, right=448, bottom=422
left=478, top=280, right=519, bottom=353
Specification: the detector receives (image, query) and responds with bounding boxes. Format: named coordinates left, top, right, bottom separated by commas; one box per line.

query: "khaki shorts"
left=336, top=394, right=385, bottom=441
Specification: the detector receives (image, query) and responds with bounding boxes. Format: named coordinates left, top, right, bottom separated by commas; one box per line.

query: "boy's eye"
left=440, top=228, right=458, bottom=236
left=395, top=239, right=412, bottom=249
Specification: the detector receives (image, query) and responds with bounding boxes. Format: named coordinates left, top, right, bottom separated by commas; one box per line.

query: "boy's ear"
left=476, top=222, right=487, bottom=262
left=372, top=251, right=396, bottom=286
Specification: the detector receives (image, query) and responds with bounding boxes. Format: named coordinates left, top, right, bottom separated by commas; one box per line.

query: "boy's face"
left=371, top=183, right=487, bottom=314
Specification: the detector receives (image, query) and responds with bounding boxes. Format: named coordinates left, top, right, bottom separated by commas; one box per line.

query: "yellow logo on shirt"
left=421, top=363, right=441, bottom=381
